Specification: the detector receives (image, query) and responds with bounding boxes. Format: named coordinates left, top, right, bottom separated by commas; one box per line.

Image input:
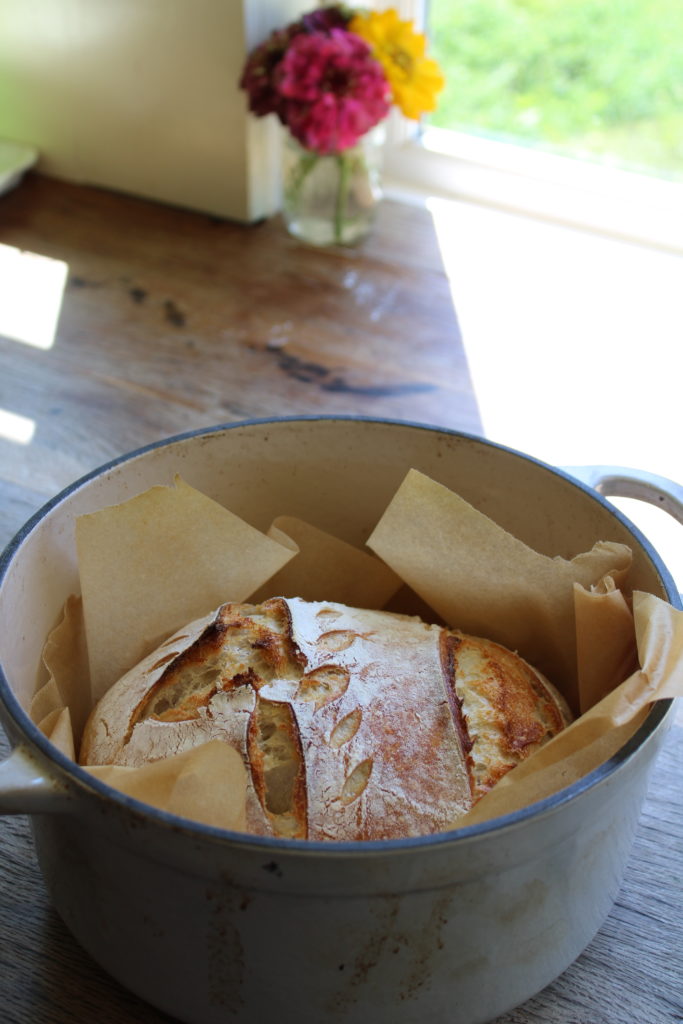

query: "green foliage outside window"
left=428, top=0, right=683, bottom=180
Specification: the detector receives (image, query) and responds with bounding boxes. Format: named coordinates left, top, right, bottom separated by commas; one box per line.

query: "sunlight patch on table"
left=0, top=244, right=68, bottom=350
left=0, top=408, right=35, bottom=445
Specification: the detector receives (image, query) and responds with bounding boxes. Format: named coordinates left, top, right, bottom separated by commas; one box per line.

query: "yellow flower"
left=349, top=8, right=445, bottom=120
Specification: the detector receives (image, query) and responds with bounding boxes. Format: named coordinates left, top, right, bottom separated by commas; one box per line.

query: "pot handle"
left=564, top=465, right=683, bottom=526
left=0, top=743, right=70, bottom=815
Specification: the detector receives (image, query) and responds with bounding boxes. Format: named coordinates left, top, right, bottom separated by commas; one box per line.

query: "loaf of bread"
left=79, top=597, right=571, bottom=840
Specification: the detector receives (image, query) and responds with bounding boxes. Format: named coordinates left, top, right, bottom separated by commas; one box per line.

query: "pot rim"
left=0, top=415, right=678, bottom=852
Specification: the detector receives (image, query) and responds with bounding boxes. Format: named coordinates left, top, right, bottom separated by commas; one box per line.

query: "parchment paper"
left=87, top=740, right=247, bottom=831
left=458, top=592, right=682, bottom=826
left=31, top=468, right=683, bottom=832
left=76, top=475, right=296, bottom=700
left=366, top=468, right=633, bottom=712
left=250, top=515, right=403, bottom=607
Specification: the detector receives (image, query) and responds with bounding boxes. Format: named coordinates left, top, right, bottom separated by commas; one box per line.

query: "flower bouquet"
left=239, top=5, right=445, bottom=246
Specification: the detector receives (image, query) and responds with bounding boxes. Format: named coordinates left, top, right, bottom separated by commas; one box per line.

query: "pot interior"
left=0, top=418, right=675, bottom=717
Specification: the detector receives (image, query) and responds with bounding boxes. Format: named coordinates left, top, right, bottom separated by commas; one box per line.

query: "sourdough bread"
left=79, top=597, right=571, bottom=839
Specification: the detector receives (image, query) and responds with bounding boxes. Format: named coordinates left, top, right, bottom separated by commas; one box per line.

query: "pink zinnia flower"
left=276, top=29, right=391, bottom=154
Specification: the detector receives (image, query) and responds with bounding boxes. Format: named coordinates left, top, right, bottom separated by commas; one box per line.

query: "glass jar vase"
left=281, top=128, right=384, bottom=247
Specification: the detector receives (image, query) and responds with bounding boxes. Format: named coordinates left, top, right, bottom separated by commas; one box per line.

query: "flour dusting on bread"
left=80, top=597, right=571, bottom=840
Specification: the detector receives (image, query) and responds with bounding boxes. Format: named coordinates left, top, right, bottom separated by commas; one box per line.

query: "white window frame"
left=381, top=0, right=683, bottom=254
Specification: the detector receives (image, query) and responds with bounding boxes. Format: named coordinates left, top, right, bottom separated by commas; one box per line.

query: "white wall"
left=0, top=0, right=309, bottom=222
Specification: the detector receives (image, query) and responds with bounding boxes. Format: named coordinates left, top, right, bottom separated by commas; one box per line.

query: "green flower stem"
left=285, top=147, right=319, bottom=213
left=284, top=133, right=376, bottom=246
left=334, top=151, right=351, bottom=245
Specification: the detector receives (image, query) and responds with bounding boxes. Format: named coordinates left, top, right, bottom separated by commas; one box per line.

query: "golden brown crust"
left=444, top=631, right=571, bottom=801
left=80, top=598, right=571, bottom=839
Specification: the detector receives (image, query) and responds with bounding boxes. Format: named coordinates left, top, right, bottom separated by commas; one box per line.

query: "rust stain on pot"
left=324, top=896, right=400, bottom=1014
left=325, top=890, right=461, bottom=1013
left=398, top=891, right=453, bottom=1000
left=497, top=878, right=548, bottom=926
left=444, top=953, right=489, bottom=982
left=205, top=886, right=246, bottom=1011
left=350, top=896, right=400, bottom=983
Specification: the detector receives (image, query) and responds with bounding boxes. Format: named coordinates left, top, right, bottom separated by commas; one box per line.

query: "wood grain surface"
left=0, top=176, right=681, bottom=1024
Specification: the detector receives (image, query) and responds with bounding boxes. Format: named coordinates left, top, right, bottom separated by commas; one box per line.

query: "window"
left=382, top=0, right=683, bottom=252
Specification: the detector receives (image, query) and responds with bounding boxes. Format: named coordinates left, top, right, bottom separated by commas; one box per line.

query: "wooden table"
left=0, top=176, right=680, bottom=1024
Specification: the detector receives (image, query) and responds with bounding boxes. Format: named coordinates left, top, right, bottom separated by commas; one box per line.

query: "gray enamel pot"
left=0, top=417, right=680, bottom=1024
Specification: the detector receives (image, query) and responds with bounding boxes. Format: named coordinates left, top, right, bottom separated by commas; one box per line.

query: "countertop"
left=0, top=175, right=680, bottom=1023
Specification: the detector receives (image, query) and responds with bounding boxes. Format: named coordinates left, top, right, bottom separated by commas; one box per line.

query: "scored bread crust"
left=79, top=597, right=571, bottom=840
